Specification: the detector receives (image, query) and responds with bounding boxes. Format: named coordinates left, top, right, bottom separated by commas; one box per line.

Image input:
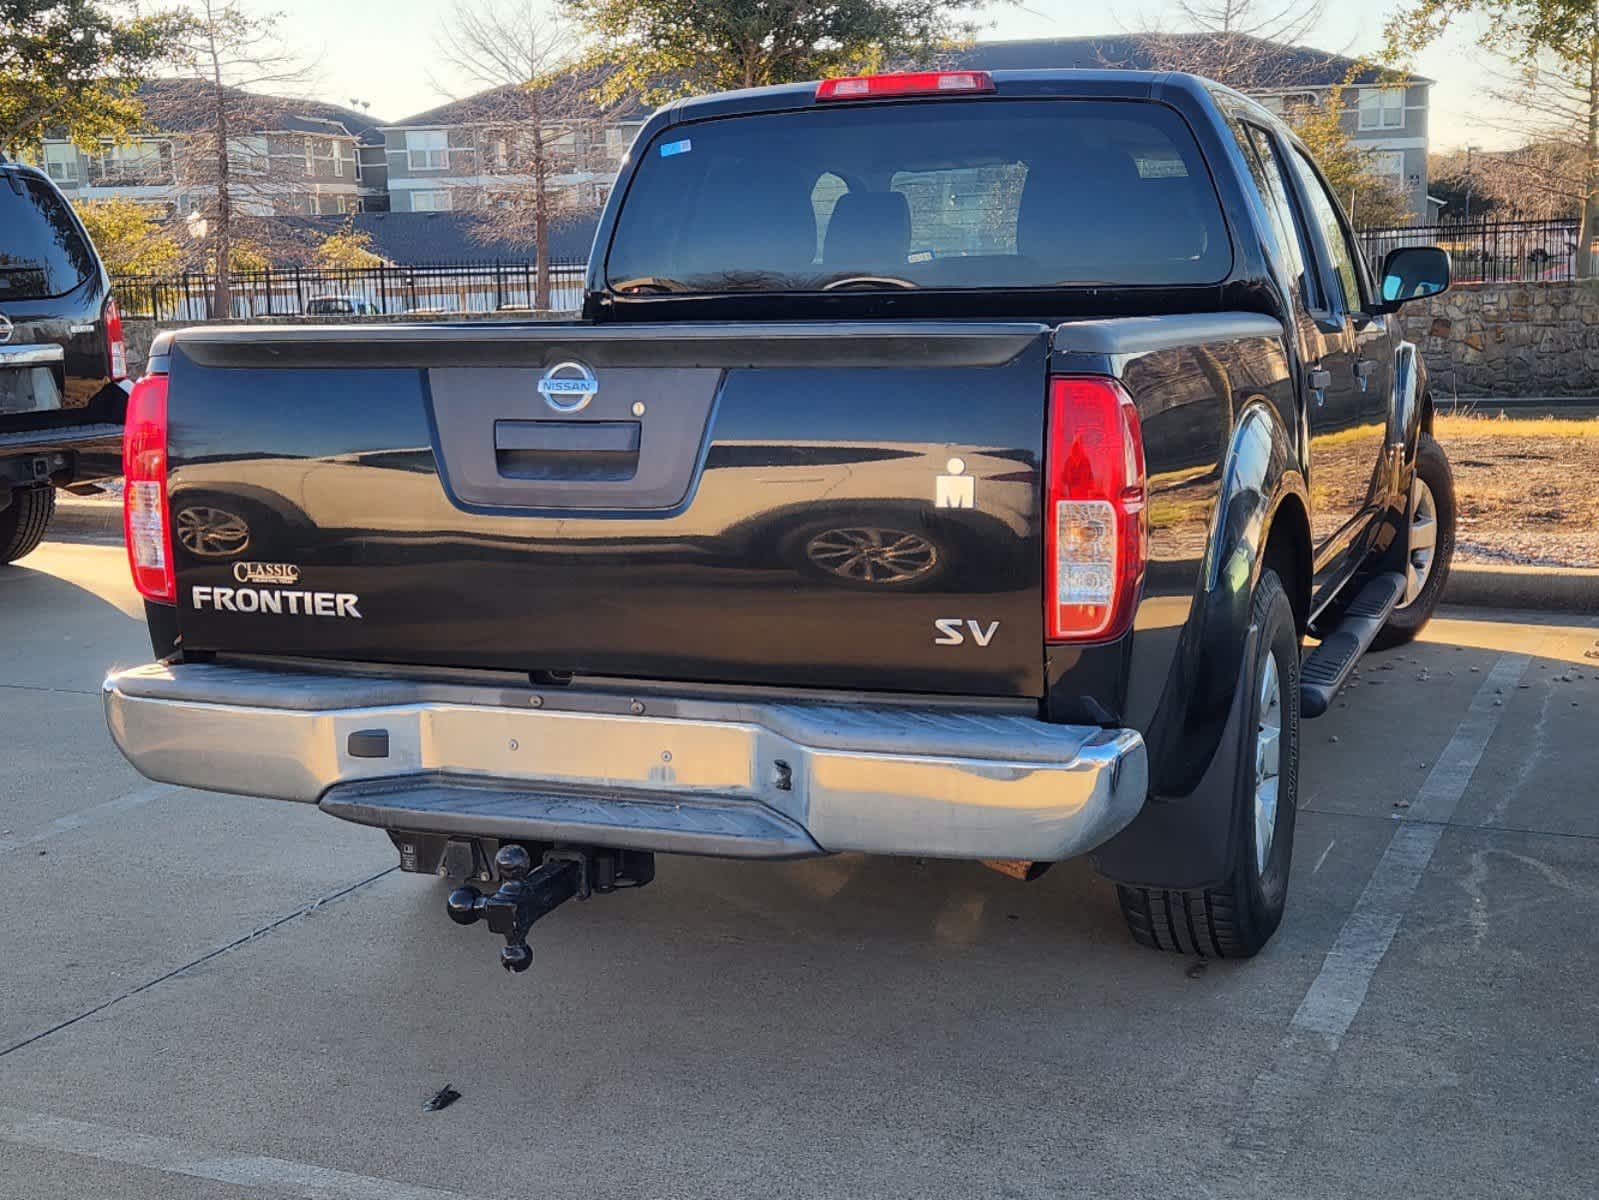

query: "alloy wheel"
left=1252, top=651, right=1283, bottom=876
left=1399, top=476, right=1439, bottom=608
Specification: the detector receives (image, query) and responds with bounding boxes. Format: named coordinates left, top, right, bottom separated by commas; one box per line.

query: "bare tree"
left=157, top=0, right=314, bottom=315
left=1176, top=0, right=1324, bottom=41
left=434, top=0, right=614, bottom=308
left=1468, top=40, right=1599, bottom=268
left=1123, top=0, right=1330, bottom=90
left=1118, top=1, right=1411, bottom=223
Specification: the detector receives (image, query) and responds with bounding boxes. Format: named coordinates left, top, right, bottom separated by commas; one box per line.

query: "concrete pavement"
left=2, top=540, right=1597, bottom=1199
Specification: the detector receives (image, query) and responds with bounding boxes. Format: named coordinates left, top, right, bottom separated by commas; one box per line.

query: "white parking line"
left=1232, top=651, right=1530, bottom=1162
left=0, top=783, right=174, bottom=854
left=1290, top=652, right=1530, bottom=1043
left=0, top=1106, right=475, bottom=1200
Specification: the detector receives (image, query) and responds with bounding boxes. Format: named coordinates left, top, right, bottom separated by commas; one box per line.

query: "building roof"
left=392, top=67, right=651, bottom=128
left=282, top=212, right=598, bottom=264
left=136, top=79, right=387, bottom=144
left=939, top=35, right=1431, bottom=89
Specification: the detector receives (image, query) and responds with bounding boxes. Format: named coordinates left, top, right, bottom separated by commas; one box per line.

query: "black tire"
left=0, top=486, right=55, bottom=564
left=1372, top=433, right=1455, bottom=651
left=1116, top=568, right=1300, bottom=958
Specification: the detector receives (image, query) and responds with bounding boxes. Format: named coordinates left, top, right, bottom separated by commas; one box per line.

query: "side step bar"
left=1300, top=572, right=1406, bottom=718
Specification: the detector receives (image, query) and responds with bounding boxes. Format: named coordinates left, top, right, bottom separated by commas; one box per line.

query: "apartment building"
left=381, top=83, right=646, bottom=214
left=35, top=80, right=385, bottom=217
left=945, top=36, right=1436, bottom=221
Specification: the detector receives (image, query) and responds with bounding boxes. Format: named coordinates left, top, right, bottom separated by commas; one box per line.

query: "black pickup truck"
left=105, top=68, right=1455, bottom=970
left=0, top=158, right=129, bottom=562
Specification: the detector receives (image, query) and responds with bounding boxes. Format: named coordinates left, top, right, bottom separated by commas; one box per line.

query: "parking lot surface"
left=3, top=537, right=1597, bottom=1199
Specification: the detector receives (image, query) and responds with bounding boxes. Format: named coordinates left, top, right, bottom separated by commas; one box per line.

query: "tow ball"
left=445, top=844, right=654, bottom=974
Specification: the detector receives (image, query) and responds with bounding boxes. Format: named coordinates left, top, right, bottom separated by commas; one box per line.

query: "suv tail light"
left=123, top=374, right=175, bottom=603
left=105, top=298, right=127, bottom=381
left=1044, top=376, right=1147, bottom=642
left=815, top=71, right=995, bottom=101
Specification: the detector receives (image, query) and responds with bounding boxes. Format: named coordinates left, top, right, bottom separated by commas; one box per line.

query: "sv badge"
left=934, top=618, right=1000, bottom=647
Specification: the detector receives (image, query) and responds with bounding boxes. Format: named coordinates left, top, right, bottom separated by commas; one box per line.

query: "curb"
left=1443, top=564, right=1599, bottom=614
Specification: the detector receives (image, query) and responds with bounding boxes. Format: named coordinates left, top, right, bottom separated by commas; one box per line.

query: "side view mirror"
left=1376, top=245, right=1451, bottom=311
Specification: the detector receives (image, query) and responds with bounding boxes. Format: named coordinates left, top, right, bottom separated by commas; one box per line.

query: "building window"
left=543, top=125, right=577, bottom=162
left=228, top=135, right=270, bottom=176
left=336, top=144, right=355, bottom=179
left=304, top=138, right=341, bottom=177
left=1368, top=150, right=1406, bottom=182
left=411, top=189, right=452, bottom=211
left=1256, top=92, right=1318, bottom=118
left=92, top=139, right=172, bottom=185
left=1357, top=88, right=1405, bottom=131
left=406, top=130, right=448, bottom=171
left=42, top=143, right=81, bottom=183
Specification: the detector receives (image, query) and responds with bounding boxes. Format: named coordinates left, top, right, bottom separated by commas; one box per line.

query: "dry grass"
left=1435, top=413, right=1599, bottom=439
left=1438, top=413, right=1599, bottom=567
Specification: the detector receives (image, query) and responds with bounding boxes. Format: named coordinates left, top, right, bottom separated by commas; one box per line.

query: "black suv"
left=0, top=157, right=128, bottom=563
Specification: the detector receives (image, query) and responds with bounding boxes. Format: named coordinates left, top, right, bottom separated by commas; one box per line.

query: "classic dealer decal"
left=192, top=562, right=361, bottom=618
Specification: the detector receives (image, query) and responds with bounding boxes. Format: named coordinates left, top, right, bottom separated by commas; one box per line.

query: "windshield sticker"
left=659, top=138, right=693, bottom=158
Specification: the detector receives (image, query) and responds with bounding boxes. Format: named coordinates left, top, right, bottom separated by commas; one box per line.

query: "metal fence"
left=1358, top=219, right=1582, bottom=285
left=115, top=259, right=589, bottom=321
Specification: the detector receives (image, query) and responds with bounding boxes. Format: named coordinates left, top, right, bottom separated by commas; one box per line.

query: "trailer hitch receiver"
left=445, top=844, right=653, bottom=974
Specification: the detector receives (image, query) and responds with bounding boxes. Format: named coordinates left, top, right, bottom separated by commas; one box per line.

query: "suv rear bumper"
left=103, top=662, right=1148, bottom=862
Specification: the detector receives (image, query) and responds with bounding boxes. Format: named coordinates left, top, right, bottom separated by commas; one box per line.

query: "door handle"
left=1306, top=367, right=1332, bottom=398
left=1353, top=358, right=1376, bottom=392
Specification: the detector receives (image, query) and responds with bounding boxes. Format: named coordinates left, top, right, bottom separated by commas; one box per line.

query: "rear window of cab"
left=605, top=98, right=1232, bottom=295
left=0, top=173, right=96, bottom=301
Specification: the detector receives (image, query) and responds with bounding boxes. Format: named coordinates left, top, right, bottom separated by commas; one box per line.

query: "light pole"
left=1463, top=144, right=1478, bottom=222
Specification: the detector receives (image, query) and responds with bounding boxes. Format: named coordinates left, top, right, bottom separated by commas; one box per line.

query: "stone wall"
left=1396, top=280, right=1599, bottom=397
left=121, top=311, right=573, bottom=377
left=127, top=283, right=1598, bottom=398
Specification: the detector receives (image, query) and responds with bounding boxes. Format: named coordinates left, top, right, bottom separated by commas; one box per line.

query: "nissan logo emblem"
left=0, top=314, right=12, bottom=346
left=537, top=360, right=599, bottom=413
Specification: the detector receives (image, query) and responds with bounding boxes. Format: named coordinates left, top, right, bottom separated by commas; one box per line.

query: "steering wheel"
left=820, top=275, right=918, bottom=291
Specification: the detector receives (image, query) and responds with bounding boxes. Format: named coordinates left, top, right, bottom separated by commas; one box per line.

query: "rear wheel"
left=0, top=485, right=55, bottom=564
left=1372, top=433, right=1455, bottom=650
left=1116, top=568, right=1300, bottom=958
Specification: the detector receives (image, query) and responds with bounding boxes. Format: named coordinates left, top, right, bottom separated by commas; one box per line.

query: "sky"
left=272, top=0, right=1510, bottom=151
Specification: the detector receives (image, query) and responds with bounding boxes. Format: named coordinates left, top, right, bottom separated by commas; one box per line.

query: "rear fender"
left=1092, top=398, right=1304, bottom=891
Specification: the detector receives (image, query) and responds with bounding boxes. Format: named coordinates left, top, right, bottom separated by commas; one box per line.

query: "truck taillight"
left=105, top=298, right=127, bottom=381
left=123, top=374, right=175, bottom=604
left=815, top=71, right=995, bottom=101
left=1044, top=376, right=1146, bottom=642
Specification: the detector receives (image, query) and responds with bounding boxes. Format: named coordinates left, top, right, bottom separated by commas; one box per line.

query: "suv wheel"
left=1116, top=568, right=1300, bottom=958
left=0, top=485, right=56, bottom=564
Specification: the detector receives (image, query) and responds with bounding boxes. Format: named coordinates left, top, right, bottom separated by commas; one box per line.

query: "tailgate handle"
left=493, top=419, right=641, bottom=482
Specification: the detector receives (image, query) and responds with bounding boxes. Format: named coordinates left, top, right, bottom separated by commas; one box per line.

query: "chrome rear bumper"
left=104, top=662, right=1147, bottom=862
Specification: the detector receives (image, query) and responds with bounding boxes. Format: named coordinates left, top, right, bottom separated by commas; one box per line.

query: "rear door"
left=165, top=322, right=1052, bottom=697
left=1280, top=144, right=1392, bottom=573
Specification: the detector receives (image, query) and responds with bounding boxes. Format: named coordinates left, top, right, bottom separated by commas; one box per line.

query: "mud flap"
left=1090, top=621, right=1259, bottom=892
